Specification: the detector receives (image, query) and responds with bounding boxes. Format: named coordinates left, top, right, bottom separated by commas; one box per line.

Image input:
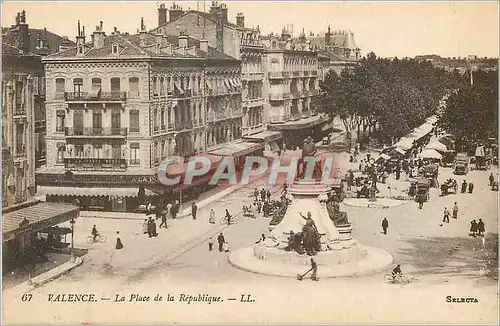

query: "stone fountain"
left=229, top=137, right=393, bottom=278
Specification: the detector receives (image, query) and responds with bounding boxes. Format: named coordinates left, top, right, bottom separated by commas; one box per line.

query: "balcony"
left=268, top=72, right=285, bottom=80
left=309, top=89, right=319, bottom=96
left=242, top=72, right=264, bottom=81
left=269, top=93, right=288, bottom=101
left=303, top=71, right=310, bottom=77
left=311, top=70, right=318, bottom=76
left=129, top=159, right=140, bottom=165
left=245, top=98, right=265, bottom=108
left=64, top=157, right=127, bottom=171
left=65, top=127, right=128, bottom=137
left=14, top=104, right=26, bottom=116
left=127, top=91, right=140, bottom=99
left=14, top=144, right=26, bottom=159
left=65, top=91, right=127, bottom=103
left=292, top=71, right=300, bottom=77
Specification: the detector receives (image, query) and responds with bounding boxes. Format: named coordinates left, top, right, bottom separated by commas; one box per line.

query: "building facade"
left=152, top=2, right=269, bottom=139
left=2, top=10, right=79, bottom=272
left=36, top=19, right=260, bottom=212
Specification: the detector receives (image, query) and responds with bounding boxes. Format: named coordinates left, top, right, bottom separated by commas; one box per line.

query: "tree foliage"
left=317, top=52, right=470, bottom=143
left=440, top=69, right=498, bottom=147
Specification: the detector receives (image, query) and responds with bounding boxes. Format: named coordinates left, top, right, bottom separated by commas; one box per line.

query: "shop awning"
left=37, top=186, right=156, bottom=197
left=425, top=140, right=447, bottom=152
left=379, top=153, right=391, bottom=160
left=243, top=130, right=282, bottom=143
left=419, top=149, right=442, bottom=160
left=3, top=202, right=79, bottom=242
left=394, top=147, right=407, bottom=155
left=395, top=137, right=414, bottom=150
left=209, top=141, right=264, bottom=157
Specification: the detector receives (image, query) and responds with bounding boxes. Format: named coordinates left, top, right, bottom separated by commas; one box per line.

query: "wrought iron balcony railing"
left=65, top=127, right=128, bottom=137
left=64, top=157, right=127, bottom=171
left=65, top=91, right=127, bottom=102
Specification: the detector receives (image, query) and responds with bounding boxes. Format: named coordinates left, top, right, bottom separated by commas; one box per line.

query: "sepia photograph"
left=1, top=0, right=498, bottom=324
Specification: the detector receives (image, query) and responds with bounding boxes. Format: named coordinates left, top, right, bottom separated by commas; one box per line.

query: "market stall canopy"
left=419, top=149, right=442, bottom=160
left=425, top=140, right=447, bottom=152
left=395, top=137, right=414, bottom=150
left=379, top=153, right=391, bottom=160
left=475, top=146, right=485, bottom=157
left=426, top=115, right=438, bottom=124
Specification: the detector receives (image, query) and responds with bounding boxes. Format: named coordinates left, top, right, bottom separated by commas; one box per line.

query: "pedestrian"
left=477, top=219, right=485, bottom=236
left=257, top=200, right=262, bottom=214
left=255, top=233, right=266, bottom=244
left=217, top=233, right=225, bottom=252
left=382, top=218, right=389, bottom=235
left=208, top=237, right=214, bottom=251
left=209, top=209, right=216, bottom=224
left=191, top=202, right=198, bottom=220
left=223, top=241, right=230, bottom=253
left=468, top=182, right=474, bottom=194
left=395, top=166, right=401, bottom=181
left=225, top=209, right=232, bottom=225
left=443, top=207, right=450, bottom=223
left=310, top=258, right=318, bottom=281
left=489, top=173, right=494, bottom=186
left=266, top=190, right=271, bottom=202
left=115, top=231, right=124, bottom=250
left=142, top=219, right=148, bottom=234
left=254, top=188, right=259, bottom=202
left=461, top=180, right=467, bottom=193
left=470, top=219, right=478, bottom=237
left=159, top=212, right=168, bottom=228
left=452, top=202, right=459, bottom=219
left=260, top=188, right=266, bottom=202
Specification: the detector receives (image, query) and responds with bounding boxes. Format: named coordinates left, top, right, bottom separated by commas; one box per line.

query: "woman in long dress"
left=209, top=209, right=216, bottom=224
left=116, top=231, right=124, bottom=250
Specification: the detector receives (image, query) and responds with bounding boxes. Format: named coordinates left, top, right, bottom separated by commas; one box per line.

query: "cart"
left=440, top=178, right=458, bottom=196
left=415, top=179, right=430, bottom=209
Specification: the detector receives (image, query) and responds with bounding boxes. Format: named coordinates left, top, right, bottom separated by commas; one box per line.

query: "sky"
left=2, top=1, right=498, bottom=58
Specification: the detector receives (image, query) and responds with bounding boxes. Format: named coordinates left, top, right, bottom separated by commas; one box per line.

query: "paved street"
left=3, top=153, right=498, bottom=324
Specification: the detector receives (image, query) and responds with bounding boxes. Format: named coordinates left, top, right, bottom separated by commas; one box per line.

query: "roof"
left=1, top=26, right=75, bottom=56
left=45, top=31, right=237, bottom=62
left=153, top=10, right=253, bottom=32
left=2, top=202, right=79, bottom=238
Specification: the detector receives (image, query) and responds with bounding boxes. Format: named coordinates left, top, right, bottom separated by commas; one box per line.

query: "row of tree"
left=314, top=52, right=471, bottom=145
left=439, top=69, right=498, bottom=150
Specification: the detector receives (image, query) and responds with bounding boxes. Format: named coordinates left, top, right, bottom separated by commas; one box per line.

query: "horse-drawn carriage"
left=422, top=163, right=439, bottom=187
left=415, top=178, right=430, bottom=209
left=440, top=178, right=458, bottom=196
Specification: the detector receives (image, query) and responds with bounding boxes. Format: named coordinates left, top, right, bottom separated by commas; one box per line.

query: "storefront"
left=243, top=130, right=283, bottom=154
left=2, top=201, right=79, bottom=271
left=267, top=114, right=327, bottom=150
left=37, top=186, right=157, bottom=212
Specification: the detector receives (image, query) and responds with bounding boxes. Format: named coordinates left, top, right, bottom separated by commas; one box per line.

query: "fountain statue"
left=229, top=136, right=393, bottom=278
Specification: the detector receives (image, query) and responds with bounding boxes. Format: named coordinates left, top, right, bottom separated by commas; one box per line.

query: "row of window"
left=56, top=143, right=141, bottom=164
left=55, top=109, right=140, bottom=133
left=54, top=77, right=139, bottom=94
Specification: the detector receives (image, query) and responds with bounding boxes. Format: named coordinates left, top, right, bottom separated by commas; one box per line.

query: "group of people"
left=469, top=219, right=486, bottom=238
left=460, top=180, right=474, bottom=194
left=208, top=232, right=229, bottom=252
left=441, top=202, right=460, bottom=224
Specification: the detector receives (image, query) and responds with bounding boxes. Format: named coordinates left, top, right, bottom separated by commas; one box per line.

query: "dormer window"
left=156, top=43, right=161, bottom=54
left=112, top=44, right=119, bottom=55
left=77, top=45, right=84, bottom=55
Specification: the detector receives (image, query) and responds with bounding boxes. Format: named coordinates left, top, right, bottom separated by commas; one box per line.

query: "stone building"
left=152, top=2, right=277, bottom=145
left=2, top=10, right=79, bottom=272
left=2, top=11, right=76, bottom=169
left=36, top=19, right=261, bottom=212
left=261, top=28, right=326, bottom=149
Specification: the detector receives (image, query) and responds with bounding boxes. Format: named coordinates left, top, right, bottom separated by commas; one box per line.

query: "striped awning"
left=37, top=186, right=156, bottom=197
left=209, top=141, right=264, bottom=157
left=3, top=202, right=79, bottom=242
left=243, top=130, right=282, bottom=143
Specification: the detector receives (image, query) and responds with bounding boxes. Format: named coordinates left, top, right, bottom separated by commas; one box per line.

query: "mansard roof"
left=44, top=31, right=237, bottom=62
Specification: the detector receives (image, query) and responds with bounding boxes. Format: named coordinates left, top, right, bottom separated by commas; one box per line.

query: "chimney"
left=76, top=20, right=86, bottom=55
left=37, top=32, right=43, bottom=48
left=325, top=25, right=332, bottom=46
left=158, top=3, right=167, bottom=26
left=199, top=35, right=208, bottom=52
left=169, top=3, right=184, bottom=22
left=18, top=10, right=30, bottom=54
left=220, top=3, right=228, bottom=23
left=92, top=21, right=106, bottom=49
left=139, top=17, right=147, bottom=47
left=178, top=31, right=188, bottom=48
left=215, top=8, right=224, bottom=53
left=236, top=12, right=244, bottom=28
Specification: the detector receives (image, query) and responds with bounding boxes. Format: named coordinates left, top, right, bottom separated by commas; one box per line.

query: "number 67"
left=21, top=293, right=32, bottom=302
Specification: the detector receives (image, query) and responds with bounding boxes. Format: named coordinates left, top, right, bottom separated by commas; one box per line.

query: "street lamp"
left=70, top=218, right=75, bottom=254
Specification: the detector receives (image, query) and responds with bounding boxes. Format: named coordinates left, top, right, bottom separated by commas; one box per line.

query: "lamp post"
left=70, top=218, right=75, bottom=254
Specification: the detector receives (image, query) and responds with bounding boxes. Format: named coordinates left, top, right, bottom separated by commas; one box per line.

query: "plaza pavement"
left=3, top=149, right=498, bottom=324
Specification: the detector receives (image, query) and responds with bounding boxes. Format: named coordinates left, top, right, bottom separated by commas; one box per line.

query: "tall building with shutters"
left=36, top=19, right=255, bottom=212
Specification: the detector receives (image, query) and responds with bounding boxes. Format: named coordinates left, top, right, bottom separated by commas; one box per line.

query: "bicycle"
left=86, top=234, right=107, bottom=244
left=384, top=273, right=409, bottom=285
left=220, top=215, right=237, bottom=225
